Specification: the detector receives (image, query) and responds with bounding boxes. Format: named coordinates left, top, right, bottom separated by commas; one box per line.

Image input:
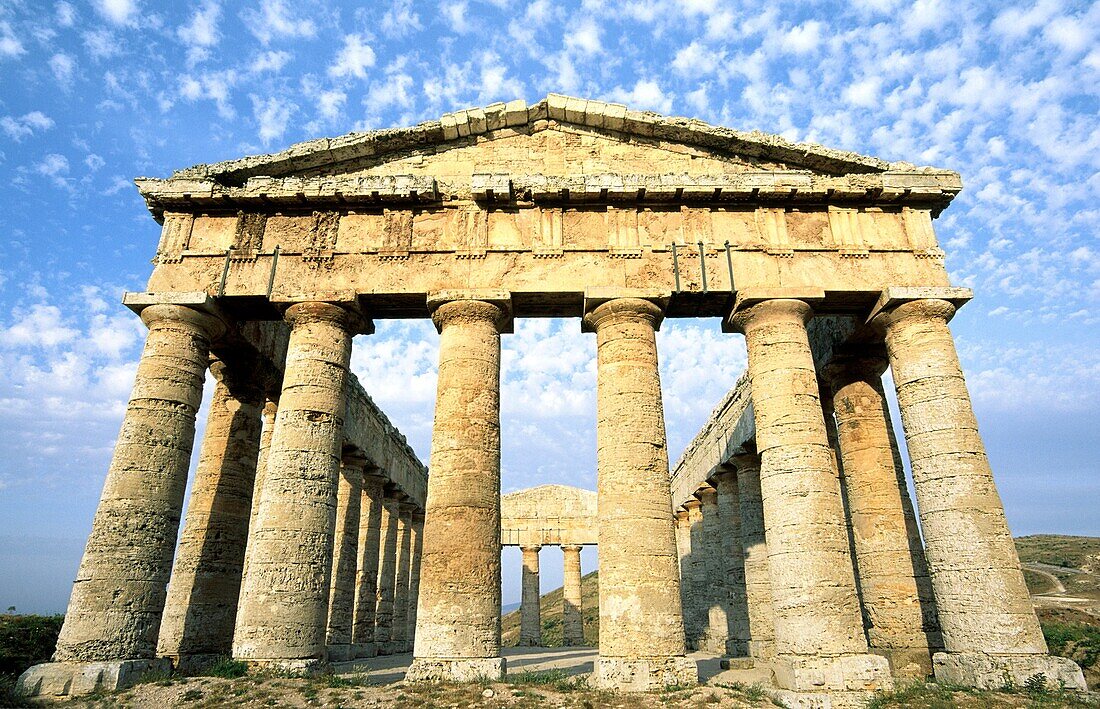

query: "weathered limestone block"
left=561, top=545, right=585, bottom=646
left=519, top=545, right=542, bottom=647
left=407, top=511, right=424, bottom=646
left=734, top=456, right=776, bottom=663
left=53, top=304, right=224, bottom=667
left=158, top=359, right=263, bottom=669
left=374, top=494, right=400, bottom=652
left=824, top=351, right=941, bottom=679
left=407, top=296, right=509, bottom=682
left=389, top=502, right=414, bottom=654
left=874, top=298, right=1086, bottom=690
left=713, top=470, right=752, bottom=657
left=351, top=472, right=386, bottom=658
left=233, top=301, right=362, bottom=671
left=326, top=458, right=364, bottom=662
left=731, top=298, right=891, bottom=692
left=584, top=297, right=696, bottom=690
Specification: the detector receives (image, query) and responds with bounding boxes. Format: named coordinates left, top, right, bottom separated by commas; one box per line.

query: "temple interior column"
left=873, top=297, right=1086, bottom=690
left=326, top=456, right=365, bottom=662
left=406, top=510, right=424, bottom=648
left=561, top=545, right=584, bottom=646
left=407, top=295, right=508, bottom=682
left=158, top=357, right=263, bottom=670
left=733, top=455, right=775, bottom=663
left=584, top=296, right=696, bottom=690
left=825, top=350, right=941, bottom=679
left=390, top=502, right=414, bottom=654
left=53, top=304, right=224, bottom=667
left=351, top=470, right=386, bottom=658
left=519, top=545, right=543, bottom=647
left=730, top=297, right=891, bottom=693
left=712, top=469, right=751, bottom=657
left=232, top=302, right=364, bottom=671
left=374, top=493, right=400, bottom=654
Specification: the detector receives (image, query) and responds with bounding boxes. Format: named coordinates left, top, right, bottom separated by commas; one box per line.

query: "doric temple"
left=19, top=94, right=1086, bottom=702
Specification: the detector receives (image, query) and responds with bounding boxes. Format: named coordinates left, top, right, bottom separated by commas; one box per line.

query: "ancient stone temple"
left=19, top=94, right=1086, bottom=701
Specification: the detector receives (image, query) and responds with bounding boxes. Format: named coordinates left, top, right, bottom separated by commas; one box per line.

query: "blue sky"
left=0, top=0, right=1097, bottom=614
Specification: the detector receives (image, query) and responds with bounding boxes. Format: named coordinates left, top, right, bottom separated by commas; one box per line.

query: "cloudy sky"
left=0, top=0, right=1097, bottom=614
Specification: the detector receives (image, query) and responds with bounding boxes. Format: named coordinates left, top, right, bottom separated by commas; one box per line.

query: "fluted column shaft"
left=713, top=471, right=751, bottom=656
left=732, top=298, right=890, bottom=691
left=326, top=458, right=365, bottom=662
left=232, top=302, right=361, bottom=669
left=874, top=298, right=1084, bottom=689
left=351, top=472, right=386, bottom=657
left=825, top=352, right=940, bottom=678
left=55, top=304, right=223, bottom=662
left=519, top=546, right=542, bottom=647
left=158, top=359, right=263, bottom=667
left=735, top=456, right=775, bottom=662
left=407, top=297, right=507, bottom=682
left=390, top=503, right=414, bottom=652
left=374, top=495, right=400, bottom=651
left=561, top=545, right=584, bottom=646
left=585, top=297, right=695, bottom=690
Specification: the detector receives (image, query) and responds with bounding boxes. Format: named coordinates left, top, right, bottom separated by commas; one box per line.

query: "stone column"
left=730, top=297, right=891, bottom=693
left=158, top=358, right=263, bottom=670
left=683, top=498, right=705, bottom=650
left=52, top=304, right=224, bottom=667
left=584, top=296, right=696, bottom=690
left=326, top=457, right=365, bottom=662
left=407, top=294, right=508, bottom=682
left=374, top=494, right=400, bottom=653
left=734, top=455, right=775, bottom=663
left=232, top=302, right=364, bottom=671
left=519, top=545, right=542, bottom=647
left=561, top=545, right=585, bottom=646
left=406, top=510, right=424, bottom=647
left=351, top=471, right=386, bottom=658
left=872, top=296, right=1086, bottom=689
left=712, top=470, right=751, bottom=657
left=390, top=503, right=414, bottom=654
left=824, top=351, right=941, bottom=679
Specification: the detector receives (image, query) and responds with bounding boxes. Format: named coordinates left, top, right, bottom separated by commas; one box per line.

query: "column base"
left=773, top=653, right=893, bottom=692
left=405, top=656, right=506, bottom=682
left=933, top=651, right=1087, bottom=691
left=592, top=656, right=698, bottom=691
left=16, top=659, right=172, bottom=698
left=872, top=647, right=934, bottom=680
left=353, top=642, right=379, bottom=659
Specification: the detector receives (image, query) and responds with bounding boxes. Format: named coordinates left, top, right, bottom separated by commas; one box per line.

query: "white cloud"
left=1, top=112, right=54, bottom=141
left=0, top=22, right=25, bottom=58
left=608, top=79, right=673, bottom=113
left=250, top=94, right=295, bottom=145
left=49, top=53, right=76, bottom=87
left=250, top=50, right=292, bottom=74
left=381, top=0, right=421, bottom=37
left=328, top=34, right=376, bottom=79
left=93, top=0, right=139, bottom=26
left=242, top=0, right=316, bottom=45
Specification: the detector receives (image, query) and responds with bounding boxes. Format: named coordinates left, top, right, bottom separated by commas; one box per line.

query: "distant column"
left=730, top=297, right=891, bottom=692
left=407, top=295, right=508, bottom=682
left=584, top=296, right=696, bottom=690
left=712, top=469, right=751, bottom=657
left=374, top=494, right=400, bottom=653
left=351, top=471, right=386, bottom=658
left=519, top=545, right=543, bottom=647
left=54, top=304, right=224, bottom=664
left=406, top=510, right=424, bottom=647
left=158, top=357, right=263, bottom=670
left=232, top=301, right=364, bottom=671
left=825, top=350, right=941, bottom=679
left=873, top=296, right=1086, bottom=690
left=390, top=502, right=414, bottom=654
left=734, top=455, right=775, bottom=662
left=561, top=545, right=585, bottom=646
left=326, top=457, right=365, bottom=662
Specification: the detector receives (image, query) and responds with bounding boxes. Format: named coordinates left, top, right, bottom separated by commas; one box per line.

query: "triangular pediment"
left=169, top=94, right=928, bottom=186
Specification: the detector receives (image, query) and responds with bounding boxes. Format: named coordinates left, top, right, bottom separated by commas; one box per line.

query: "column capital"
left=284, top=301, right=372, bottom=335
left=427, top=292, right=512, bottom=334
left=582, top=296, right=665, bottom=333
left=726, top=296, right=814, bottom=335
left=139, top=303, right=227, bottom=341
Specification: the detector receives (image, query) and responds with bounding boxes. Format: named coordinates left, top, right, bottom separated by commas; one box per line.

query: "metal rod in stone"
left=217, top=248, right=232, bottom=297
left=698, top=242, right=708, bottom=293
left=671, top=242, right=681, bottom=292
left=267, top=245, right=281, bottom=298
